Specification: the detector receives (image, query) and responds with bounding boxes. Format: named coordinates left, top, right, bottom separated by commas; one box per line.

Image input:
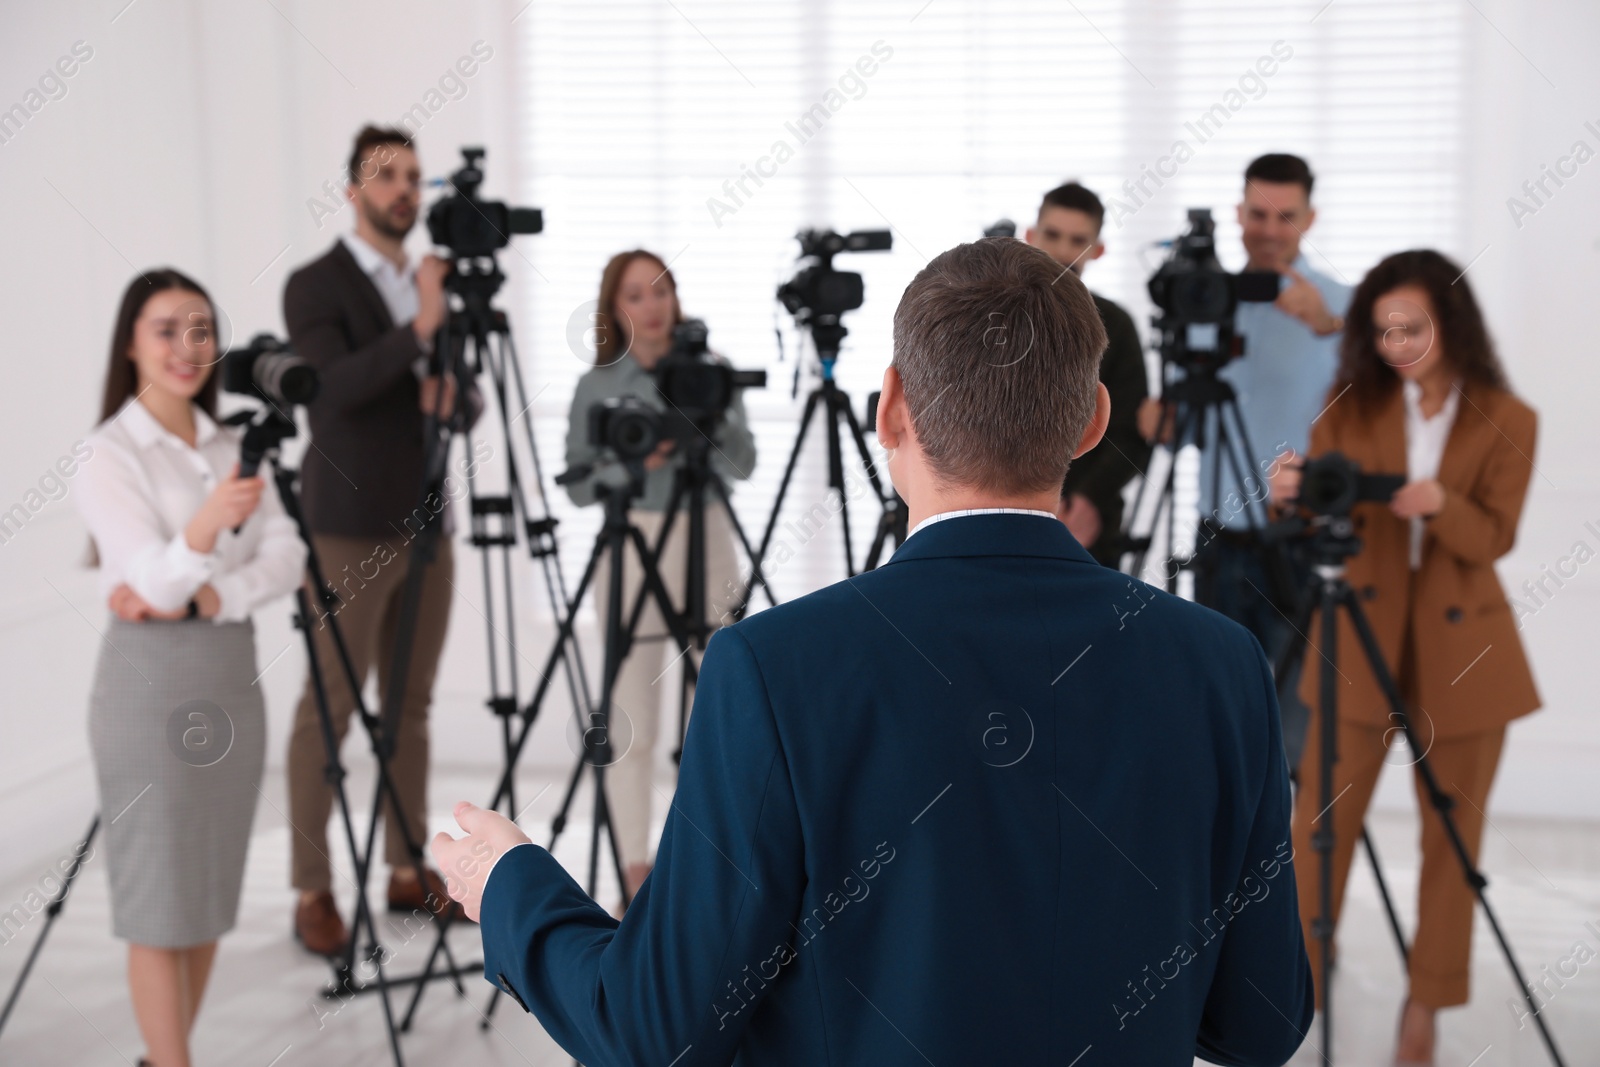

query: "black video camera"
left=1296, top=452, right=1406, bottom=517
left=1147, top=208, right=1279, bottom=370
left=221, top=333, right=318, bottom=408
left=427, top=147, right=542, bottom=258
left=653, top=319, right=767, bottom=426
left=588, top=320, right=765, bottom=462
left=776, top=228, right=892, bottom=323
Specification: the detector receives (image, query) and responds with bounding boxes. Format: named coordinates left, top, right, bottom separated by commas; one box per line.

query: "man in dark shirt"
left=1027, top=181, right=1151, bottom=566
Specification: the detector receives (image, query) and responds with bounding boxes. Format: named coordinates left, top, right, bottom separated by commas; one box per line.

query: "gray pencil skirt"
left=87, top=617, right=266, bottom=948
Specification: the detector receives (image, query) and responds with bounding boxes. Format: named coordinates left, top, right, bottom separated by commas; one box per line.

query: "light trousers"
left=591, top=504, right=741, bottom=868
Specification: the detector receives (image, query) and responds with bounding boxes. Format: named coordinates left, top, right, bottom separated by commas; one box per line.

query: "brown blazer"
left=284, top=240, right=439, bottom=540
left=1298, top=379, right=1540, bottom=738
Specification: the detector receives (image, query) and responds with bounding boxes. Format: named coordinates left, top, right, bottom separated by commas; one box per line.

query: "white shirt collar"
left=342, top=230, right=413, bottom=280
left=907, top=507, right=1060, bottom=540
left=1401, top=378, right=1461, bottom=421
left=114, top=394, right=220, bottom=450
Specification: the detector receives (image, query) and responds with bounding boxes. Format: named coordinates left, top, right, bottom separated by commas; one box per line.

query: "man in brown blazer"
left=283, top=125, right=480, bottom=955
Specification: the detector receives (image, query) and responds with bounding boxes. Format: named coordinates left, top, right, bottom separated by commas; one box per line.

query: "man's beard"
left=362, top=196, right=415, bottom=241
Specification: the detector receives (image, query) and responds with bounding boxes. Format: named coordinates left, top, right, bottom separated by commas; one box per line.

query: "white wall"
left=0, top=0, right=1594, bottom=884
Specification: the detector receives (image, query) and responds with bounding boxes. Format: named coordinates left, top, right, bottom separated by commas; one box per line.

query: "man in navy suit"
left=433, top=238, right=1313, bottom=1066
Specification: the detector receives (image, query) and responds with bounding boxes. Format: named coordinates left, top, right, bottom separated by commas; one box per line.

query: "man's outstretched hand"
left=430, top=801, right=532, bottom=922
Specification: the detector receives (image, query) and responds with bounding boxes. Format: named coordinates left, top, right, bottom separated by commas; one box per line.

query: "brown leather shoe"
left=388, top=868, right=472, bottom=923
left=294, top=891, right=349, bottom=958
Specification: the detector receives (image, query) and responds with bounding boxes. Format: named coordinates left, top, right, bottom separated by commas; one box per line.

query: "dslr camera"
left=427, top=147, right=542, bottom=258
left=1295, top=452, right=1405, bottom=518
left=1147, top=208, right=1279, bottom=370
left=221, top=333, right=318, bottom=408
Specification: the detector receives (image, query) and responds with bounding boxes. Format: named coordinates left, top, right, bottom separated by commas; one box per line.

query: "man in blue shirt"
left=433, top=238, right=1312, bottom=1067
left=1201, top=154, right=1352, bottom=765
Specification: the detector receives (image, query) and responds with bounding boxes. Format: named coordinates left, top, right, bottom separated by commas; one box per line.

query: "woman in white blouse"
left=74, top=269, right=305, bottom=1067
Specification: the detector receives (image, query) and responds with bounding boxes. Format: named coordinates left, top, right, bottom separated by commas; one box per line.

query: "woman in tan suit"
left=1270, top=249, right=1539, bottom=1065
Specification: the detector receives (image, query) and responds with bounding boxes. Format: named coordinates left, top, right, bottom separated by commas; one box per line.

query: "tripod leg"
left=709, top=473, right=778, bottom=611
left=1360, top=827, right=1410, bottom=968
left=1312, top=581, right=1338, bottom=1062
left=822, top=385, right=859, bottom=576
left=1339, top=593, right=1568, bottom=1067
left=0, top=815, right=99, bottom=1038
left=755, top=388, right=823, bottom=565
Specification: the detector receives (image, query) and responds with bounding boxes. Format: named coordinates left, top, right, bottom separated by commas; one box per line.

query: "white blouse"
left=1402, top=378, right=1460, bottom=570
left=74, top=396, right=307, bottom=621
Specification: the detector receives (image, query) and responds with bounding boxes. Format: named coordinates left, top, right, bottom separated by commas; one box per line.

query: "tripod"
left=751, top=320, right=892, bottom=591
left=473, top=465, right=702, bottom=1026
left=1120, top=362, right=1294, bottom=610
left=0, top=817, right=97, bottom=1042
left=1275, top=513, right=1566, bottom=1066
left=638, top=428, right=778, bottom=765
left=255, top=410, right=479, bottom=1066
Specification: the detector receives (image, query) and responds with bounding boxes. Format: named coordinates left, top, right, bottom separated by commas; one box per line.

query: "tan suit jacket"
left=1298, top=380, right=1540, bottom=737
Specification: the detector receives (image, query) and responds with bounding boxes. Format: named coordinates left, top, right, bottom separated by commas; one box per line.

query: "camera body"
left=653, top=319, right=768, bottom=425
left=1147, top=208, right=1279, bottom=370
left=776, top=228, right=892, bottom=323
left=586, top=319, right=766, bottom=461
left=221, top=333, right=318, bottom=407
left=426, top=147, right=543, bottom=258
left=1298, top=451, right=1406, bottom=517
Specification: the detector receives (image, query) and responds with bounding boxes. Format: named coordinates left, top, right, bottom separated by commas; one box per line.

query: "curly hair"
left=1335, top=248, right=1508, bottom=415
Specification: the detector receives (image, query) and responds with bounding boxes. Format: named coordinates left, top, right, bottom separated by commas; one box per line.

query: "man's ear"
left=1023, top=225, right=1039, bottom=248
left=877, top=365, right=905, bottom=449
left=1302, top=204, right=1317, bottom=233
left=1072, top=382, right=1112, bottom=459
left=1089, top=241, right=1106, bottom=263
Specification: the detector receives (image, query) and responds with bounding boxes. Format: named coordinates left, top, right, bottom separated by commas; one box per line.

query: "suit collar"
left=328, top=238, right=398, bottom=329
left=883, top=512, right=1099, bottom=567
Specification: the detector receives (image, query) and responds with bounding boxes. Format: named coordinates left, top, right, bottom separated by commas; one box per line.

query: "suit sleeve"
left=1194, top=640, right=1314, bottom=1067
left=283, top=267, right=425, bottom=413
left=1427, top=402, right=1537, bottom=565
left=478, top=627, right=807, bottom=1066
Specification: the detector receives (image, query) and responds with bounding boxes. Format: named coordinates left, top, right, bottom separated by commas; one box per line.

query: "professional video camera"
left=1295, top=451, right=1406, bottom=518
left=652, top=319, right=767, bottom=427
left=427, top=146, right=543, bottom=258
left=587, top=320, right=765, bottom=462
left=1147, top=208, right=1279, bottom=370
left=776, top=228, right=892, bottom=325
left=221, top=333, right=318, bottom=407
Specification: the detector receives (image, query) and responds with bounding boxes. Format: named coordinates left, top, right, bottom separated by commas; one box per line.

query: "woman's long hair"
left=99, top=268, right=220, bottom=423
left=87, top=269, right=219, bottom=568
left=591, top=250, right=682, bottom=367
left=1335, top=249, right=1508, bottom=415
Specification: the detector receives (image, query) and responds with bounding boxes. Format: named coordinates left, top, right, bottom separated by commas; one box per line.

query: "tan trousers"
left=592, top=505, right=741, bottom=868
left=1291, top=701, right=1507, bottom=1009
left=286, top=534, right=455, bottom=891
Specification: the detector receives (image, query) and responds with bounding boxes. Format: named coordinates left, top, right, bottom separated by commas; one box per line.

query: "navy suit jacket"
left=481, top=513, right=1313, bottom=1066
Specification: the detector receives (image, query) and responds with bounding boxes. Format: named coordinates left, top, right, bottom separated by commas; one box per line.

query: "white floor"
left=1, top=765, right=1596, bottom=1067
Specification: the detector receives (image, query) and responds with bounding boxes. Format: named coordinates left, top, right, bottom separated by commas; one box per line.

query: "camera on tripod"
left=586, top=319, right=765, bottom=462
left=1147, top=208, right=1279, bottom=370
left=1295, top=452, right=1405, bottom=517
left=221, top=332, right=319, bottom=407
left=776, top=228, right=892, bottom=325
left=427, top=146, right=543, bottom=259
left=654, top=318, right=767, bottom=427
